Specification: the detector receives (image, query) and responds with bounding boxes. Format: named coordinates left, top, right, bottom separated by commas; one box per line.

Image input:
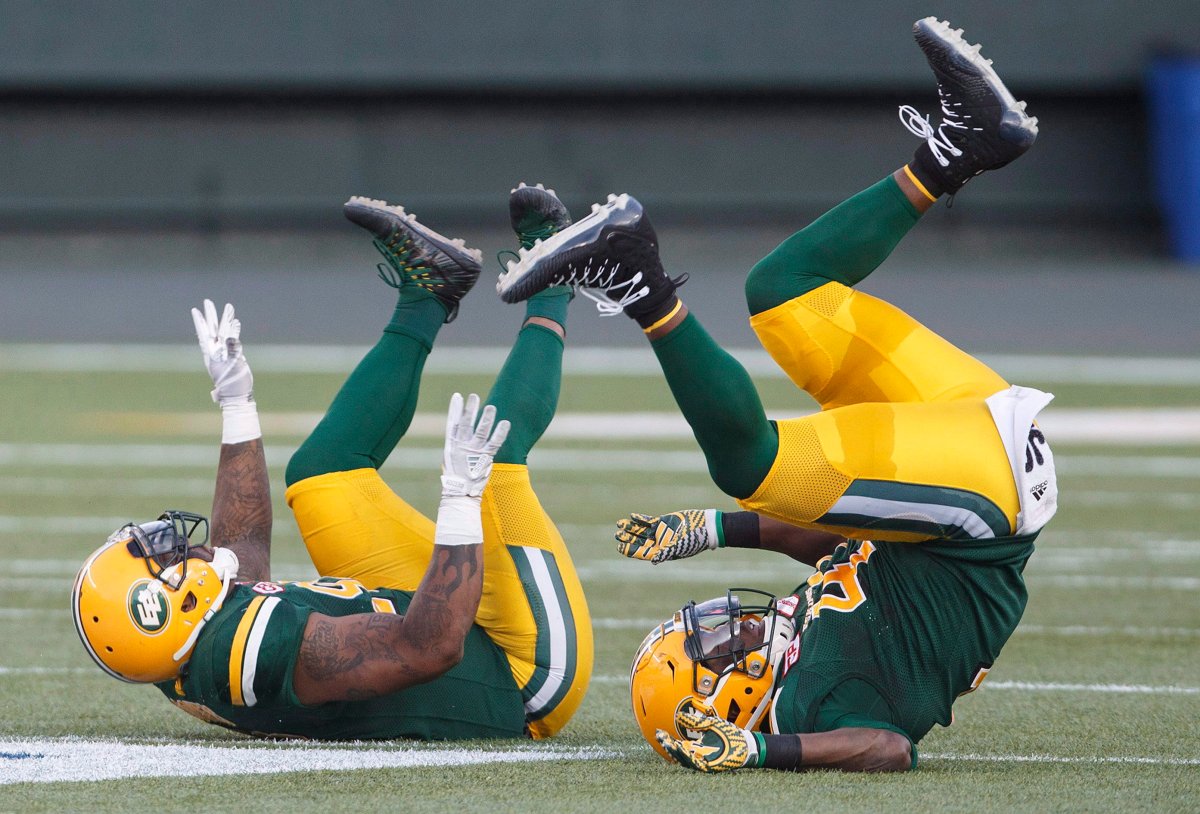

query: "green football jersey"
left=156, top=578, right=527, bottom=740
left=771, top=533, right=1036, bottom=758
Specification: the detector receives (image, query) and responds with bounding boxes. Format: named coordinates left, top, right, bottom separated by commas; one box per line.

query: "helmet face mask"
left=681, top=590, right=773, bottom=685
left=119, top=511, right=209, bottom=589
left=630, top=588, right=783, bottom=759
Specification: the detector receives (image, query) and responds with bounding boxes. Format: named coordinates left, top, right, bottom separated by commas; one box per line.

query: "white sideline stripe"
left=588, top=618, right=1200, bottom=638
left=3, top=444, right=1200, bottom=476
left=0, top=443, right=705, bottom=472
left=0, top=667, right=93, bottom=675
left=1064, top=455, right=1200, bottom=478
left=924, top=752, right=1200, bottom=766
left=1029, top=575, right=1200, bottom=591
left=589, top=674, right=1200, bottom=695
left=0, top=738, right=618, bottom=784
left=74, top=408, right=1200, bottom=446
left=5, top=344, right=1200, bottom=385
left=983, top=680, right=1200, bottom=695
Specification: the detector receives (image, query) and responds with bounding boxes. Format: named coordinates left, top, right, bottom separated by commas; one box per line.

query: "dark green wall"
left=0, top=2, right=1187, bottom=226
left=3, top=1, right=1194, bottom=91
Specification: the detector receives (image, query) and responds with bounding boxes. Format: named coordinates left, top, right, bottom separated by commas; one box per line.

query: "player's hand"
left=616, top=510, right=716, bottom=563
left=655, top=708, right=760, bottom=772
left=441, top=393, right=510, bottom=499
left=191, top=299, right=253, bottom=405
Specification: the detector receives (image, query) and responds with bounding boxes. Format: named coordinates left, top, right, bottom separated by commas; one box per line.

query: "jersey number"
left=292, top=577, right=366, bottom=599
left=812, top=541, right=875, bottom=618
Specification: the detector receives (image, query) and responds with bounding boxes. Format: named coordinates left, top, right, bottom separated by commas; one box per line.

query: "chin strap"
left=172, top=548, right=240, bottom=663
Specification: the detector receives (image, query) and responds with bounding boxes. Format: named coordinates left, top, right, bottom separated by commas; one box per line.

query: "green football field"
left=1, top=345, right=1198, bottom=812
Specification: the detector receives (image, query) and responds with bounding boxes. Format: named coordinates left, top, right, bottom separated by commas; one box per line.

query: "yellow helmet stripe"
left=228, top=596, right=267, bottom=706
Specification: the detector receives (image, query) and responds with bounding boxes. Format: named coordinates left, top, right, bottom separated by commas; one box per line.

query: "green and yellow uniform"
left=743, top=280, right=1029, bottom=542
left=157, top=578, right=527, bottom=739
left=284, top=464, right=593, bottom=739
left=770, top=532, right=1035, bottom=765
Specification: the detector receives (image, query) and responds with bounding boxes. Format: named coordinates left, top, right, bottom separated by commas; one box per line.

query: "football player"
left=498, top=19, right=1056, bottom=770
left=72, top=185, right=593, bottom=740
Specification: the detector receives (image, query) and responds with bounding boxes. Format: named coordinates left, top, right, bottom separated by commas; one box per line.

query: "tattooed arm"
left=192, top=299, right=272, bottom=583
left=292, top=393, right=510, bottom=704
left=292, top=544, right=482, bottom=702
left=210, top=437, right=272, bottom=583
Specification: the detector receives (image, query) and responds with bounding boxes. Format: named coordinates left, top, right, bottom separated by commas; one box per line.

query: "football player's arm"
left=192, top=299, right=272, bottom=583
left=616, top=510, right=842, bottom=567
left=657, top=709, right=913, bottom=773
left=292, top=394, right=509, bottom=705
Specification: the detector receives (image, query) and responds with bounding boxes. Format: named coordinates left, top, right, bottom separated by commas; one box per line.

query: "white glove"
left=190, top=299, right=260, bottom=444
left=191, top=299, right=254, bottom=406
left=435, top=393, right=511, bottom=547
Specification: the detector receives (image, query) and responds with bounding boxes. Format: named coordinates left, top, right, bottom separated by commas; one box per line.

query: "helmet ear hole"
left=181, top=592, right=198, bottom=612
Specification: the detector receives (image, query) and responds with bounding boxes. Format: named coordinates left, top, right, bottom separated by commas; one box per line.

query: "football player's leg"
left=285, top=202, right=482, bottom=581
left=744, top=174, right=924, bottom=318
left=499, top=189, right=778, bottom=500
left=650, top=309, right=779, bottom=499
left=738, top=403, right=1020, bottom=543
left=475, top=282, right=592, bottom=738
left=746, top=19, right=1037, bottom=408
left=744, top=174, right=1006, bottom=408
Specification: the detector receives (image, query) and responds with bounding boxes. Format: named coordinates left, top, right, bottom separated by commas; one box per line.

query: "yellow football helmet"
left=630, top=589, right=791, bottom=760
left=71, top=510, right=239, bottom=684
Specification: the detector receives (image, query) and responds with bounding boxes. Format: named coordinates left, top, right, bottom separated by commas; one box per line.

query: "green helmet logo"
left=127, top=580, right=170, bottom=634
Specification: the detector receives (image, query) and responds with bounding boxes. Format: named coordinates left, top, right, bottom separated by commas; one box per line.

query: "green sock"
left=651, top=313, right=777, bottom=499
left=744, top=176, right=922, bottom=315
left=522, top=285, right=572, bottom=325
left=284, top=289, right=446, bottom=485
left=485, top=290, right=570, bottom=465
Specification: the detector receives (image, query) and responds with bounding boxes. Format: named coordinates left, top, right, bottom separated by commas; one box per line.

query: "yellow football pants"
left=284, top=464, right=593, bottom=739
left=741, top=282, right=1020, bottom=542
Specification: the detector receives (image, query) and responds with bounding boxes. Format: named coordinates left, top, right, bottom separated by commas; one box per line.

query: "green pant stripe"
left=506, top=545, right=578, bottom=720
left=821, top=479, right=1011, bottom=539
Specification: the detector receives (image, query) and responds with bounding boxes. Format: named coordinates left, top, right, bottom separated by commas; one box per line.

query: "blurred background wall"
left=2, top=1, right=1199, bottom=349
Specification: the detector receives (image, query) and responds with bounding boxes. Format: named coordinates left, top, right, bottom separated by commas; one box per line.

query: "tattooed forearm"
left=402, top=546, right=480, bottom=643
left=294, top=545, right=483, bottom=703
left=211, top=438, right=272, bottom=582
left=425, top=546, right=479, bottom=597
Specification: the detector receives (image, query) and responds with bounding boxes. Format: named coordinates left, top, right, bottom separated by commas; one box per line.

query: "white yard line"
left=923, top=752, right=1200, bottom=766
left=5, top=345, right=1200, bottom=385
left=1, top=735, right=1193, bottom=782
left=63, top=408, right=1200, bottom=445
left=589, top=674, right=1200, bottom=695
left=0, top=738, right=618, bottom=784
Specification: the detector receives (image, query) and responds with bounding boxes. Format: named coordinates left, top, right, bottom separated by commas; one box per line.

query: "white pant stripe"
left=827, top=495, right=996, bottom=539
left=522, top=548, right=569, bottom=715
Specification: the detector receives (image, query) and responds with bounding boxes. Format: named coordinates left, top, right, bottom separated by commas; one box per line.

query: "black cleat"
left=344, top=197, right=482, bottom=323
left=509, top=182, right=573, bottom=250
left=900, top=17, right=1038, bottom=194
left=496, top=193, right=683, bottom=317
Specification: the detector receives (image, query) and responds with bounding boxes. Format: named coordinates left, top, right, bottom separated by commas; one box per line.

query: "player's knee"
left=284, top=441, right=338, bottom=487
left=284, top=450, right=314, bottom=488
left=744, top=253, right=789, bottom=315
